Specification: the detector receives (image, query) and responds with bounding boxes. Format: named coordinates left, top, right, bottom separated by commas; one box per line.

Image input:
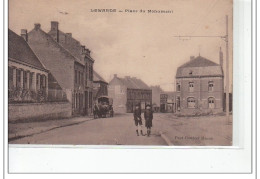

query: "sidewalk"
left=8, top=116, right=93, bottom=142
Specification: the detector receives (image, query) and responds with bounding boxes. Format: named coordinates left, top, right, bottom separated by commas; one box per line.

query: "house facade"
left=48, top=21, right=94, bottom=116
left=108, top=74, right=152, bottom=113
left=26, top=23, right=85, bottom=116
left=25, top=22, right=95, bottom=116
left=175, top=53, right=224, bottom=115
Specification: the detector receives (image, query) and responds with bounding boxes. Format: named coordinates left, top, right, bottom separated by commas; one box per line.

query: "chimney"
left=114, top=74, right=117, bottom=78
left=51, top=21, right=59, bottom=31
left=81, top=45, right=85, bottom=54
left=66, top=33, right=72, bottom=37
left=50, top=21, right=59, bottom=42
left=219, top=47, right=223, bottom=67
left=34, top=23, right=41, bottom=30
left=85, top=48, right=90, bottom=56
left=190, top=56, right=195, bottom=61
left=21, top=29, right=28, bottom=42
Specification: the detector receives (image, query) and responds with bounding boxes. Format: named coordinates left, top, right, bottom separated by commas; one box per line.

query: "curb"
left=159, top=131, right=174, bottom=146
left=8, top=118, right=93, bottom=142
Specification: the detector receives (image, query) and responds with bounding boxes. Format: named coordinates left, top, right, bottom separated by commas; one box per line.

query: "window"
left=40, top=75, right=43, bottom=89
left=81, top=72, right=84, bottom=85
left=75, top=70, right=77, bottom=84
left=78, top=71, right=81, bottom=85
left=208, top=81, right=214, bottom=91
left=29, top=73, right=33, bottom=89
left=208, top=97, right=215, bottom=109
left=23, top=71, right=28, bottom=89
left=16, top=69, right=21, bottom=88
left=40, top=75, right=46, bottom=89
left=89, top=63, right=93, bottom=81
left=177, top=83, right=181, bottom=92
left=177, top=96, right=180, bottom=111
left=189, top=82, right=194, bottom=92
left=8, top=67, right=13, bottom=89
left=36, top=74, right=39, bottom=89
left=187, top=97, right=195, bottom=108
left=89, top=92, right=92, bottom=108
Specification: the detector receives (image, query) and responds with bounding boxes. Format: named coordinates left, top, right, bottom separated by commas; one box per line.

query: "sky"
left=9, top=0, right=233, bottom=91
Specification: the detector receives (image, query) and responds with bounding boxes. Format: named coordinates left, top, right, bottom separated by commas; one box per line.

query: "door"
left=85, top=91, right=88, bottom=115
left=208, top=97, right=215, bottom=109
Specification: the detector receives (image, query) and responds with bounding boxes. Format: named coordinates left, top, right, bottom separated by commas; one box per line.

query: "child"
left=144, top=104, right=153, bottom=137
left=133, top=104, right=144, bottom=136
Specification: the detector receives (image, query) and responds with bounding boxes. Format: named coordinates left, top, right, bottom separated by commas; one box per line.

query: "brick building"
left=108, top=74, right=152, bottom=113
left=93, top=71, right=108, bottom=101
left=48, top=21, right=95, bottom=115
left=25, top=23, right=93, bottom=116
left=175, top=52, right=224, bottom=115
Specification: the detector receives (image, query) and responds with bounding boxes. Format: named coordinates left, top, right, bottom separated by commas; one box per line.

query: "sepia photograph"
left=8, top=0, right=233, bottom=146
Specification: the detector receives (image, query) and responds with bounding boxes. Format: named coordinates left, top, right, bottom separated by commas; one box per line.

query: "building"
left=93, top=71, right=108, bottom=101
left=160, top=91, right=177, bottom=113
left=8, top=29, right=71, bottom=121
left=8, top=29, right=49, bottom=103
left=25, top=23, right=90, bottom=116
left=175, top=52, right=224, bottom=115
left=48, top=21, right=94, bottom=115
left=150, top=85, right=163, bottom=112
left=25, top=22, right=96, bottom=116
left=108, top=74, right=152, bottom=113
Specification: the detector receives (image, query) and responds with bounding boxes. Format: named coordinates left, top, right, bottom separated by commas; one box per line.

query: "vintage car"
left=93, top=96, right=113, bottom=118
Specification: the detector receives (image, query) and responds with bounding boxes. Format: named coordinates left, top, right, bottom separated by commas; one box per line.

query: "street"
left=9, top=113, right=232, bottom=146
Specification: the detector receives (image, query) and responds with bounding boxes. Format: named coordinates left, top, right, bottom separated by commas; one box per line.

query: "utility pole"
left=225, top=15, right=230, bottom=120
left=173, top=15, right=230, bottom=122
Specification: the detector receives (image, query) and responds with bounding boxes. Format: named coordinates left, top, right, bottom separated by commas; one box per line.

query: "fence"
left=8, top=87, right=67, bottom=103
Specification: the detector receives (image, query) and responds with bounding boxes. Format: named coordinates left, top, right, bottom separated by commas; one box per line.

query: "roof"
left=179, top=56, right=219, bottom=68
left=8, top=29, right=47, bottom=71
left=93, top=71, right=107, bottom=84
left=161, top=91, right=176, bottom=97
left=176, top=56, right=223, bottom=78
left=48, top=29, right=94, bottom=65
left=109, top=75, right=150, bottom=90
left=28, top=28, right=78, bottom=63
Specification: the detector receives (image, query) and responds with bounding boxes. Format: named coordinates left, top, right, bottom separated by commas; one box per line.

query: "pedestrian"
left=144, top=104, right=153, bottom=137
left=133, top=104, right=144, bottom=136
left=93, top=103, right=99, bottom=119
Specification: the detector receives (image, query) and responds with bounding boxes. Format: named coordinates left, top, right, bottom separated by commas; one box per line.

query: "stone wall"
left=8, top=102, right=72, bottom=122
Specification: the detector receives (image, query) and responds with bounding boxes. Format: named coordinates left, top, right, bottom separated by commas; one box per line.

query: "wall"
left=108, top=84, right=127, bottom=113
left=8, top=102, right=72, bottom=122
left=151, top=86, right=162, bottom=107
left=176, top=76, right=224, bottom=115
left=28, top=28, right=75, bottom=93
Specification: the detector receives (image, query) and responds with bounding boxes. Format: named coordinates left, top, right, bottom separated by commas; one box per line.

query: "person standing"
left=144, top=104, right=153, bottom=137
left=133, top=104, right=144, bottom=136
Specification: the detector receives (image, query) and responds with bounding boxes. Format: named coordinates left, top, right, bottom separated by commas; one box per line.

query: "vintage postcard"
left=8, top=0, right=233, bottom=146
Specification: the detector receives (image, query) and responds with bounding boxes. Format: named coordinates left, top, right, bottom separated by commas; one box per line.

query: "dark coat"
left=133, top=107, right=142, bottom=120
left=144, top=109, right=153, bottom=127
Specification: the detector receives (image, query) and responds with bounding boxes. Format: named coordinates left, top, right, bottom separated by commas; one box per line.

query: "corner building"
left=175, top=54, right=224, bottom=115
